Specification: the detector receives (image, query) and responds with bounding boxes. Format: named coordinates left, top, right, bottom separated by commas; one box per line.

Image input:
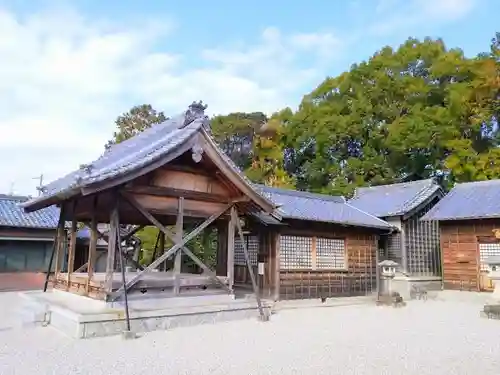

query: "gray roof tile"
left=22, top=102, right=275, bottom=213
left=422, top=179, right=500, bottom=221
left=349, top=179, right=442, bottom=217
left=256, top=185, right=393, bottom=230
left=0, top=194, right=59, bottom=229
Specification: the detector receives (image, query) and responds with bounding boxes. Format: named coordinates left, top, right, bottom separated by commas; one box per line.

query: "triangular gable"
left=22, top=102, right=276, bottom=215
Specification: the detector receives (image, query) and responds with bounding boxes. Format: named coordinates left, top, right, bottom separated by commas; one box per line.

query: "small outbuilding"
left=243, top=185, right=394, bottom=300
left=422, top=179, right=500, bottom=291
left=349, top=179, right=444, bottom=294
left=0, top=194, right=60, bottom=290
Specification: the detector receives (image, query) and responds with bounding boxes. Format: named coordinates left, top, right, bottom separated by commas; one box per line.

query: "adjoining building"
left=236, top=185, right=394, bottom=300
left=0, top=194, right=59, bottom=290
left=349, top=179, right=444, bottom=295
left=422, top=179, right=500, bottom=292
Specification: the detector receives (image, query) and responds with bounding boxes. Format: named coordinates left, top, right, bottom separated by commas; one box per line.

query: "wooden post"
left=216, top=221, right=228, bottom=276
left=273, top=232, right=280, bottom=301
left=311, top=236, right=317, bottom=270
left=227, top=206, right=236, bottom=293
left=53, top=204, right=66, bottom=278
left=66, top=212, right=78, bottom=288
left=43, top=204, right=65, bottom=292
left=86, top=213, right=98, bottom=294
left=174, top=197, right=184, bottom=294
left=232, top=208, right=266, bottom=320
left=158, top=231, right=165, bottom=271
left=105, top=203, right=118, bottom=294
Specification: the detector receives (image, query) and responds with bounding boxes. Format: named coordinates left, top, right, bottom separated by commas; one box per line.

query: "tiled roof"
left=422, top=179, right=500, bottom=221
left=22, top=102, right=275, bottom=214
left=256, top=185, right=393, bottom=230
left=0, top=194, right=59, bottom=229
left=348, top=179, right=442, bottom=218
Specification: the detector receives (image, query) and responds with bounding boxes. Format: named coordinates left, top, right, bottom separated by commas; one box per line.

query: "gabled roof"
left=348, top=179, right=443, bottom=218
left=22, top=102, right=276, bottom=215
left=0, top=194, right=60, bottom=229
left=256, top=185, right=393, bottom=230
left=422, top=179, right=500, bottom=221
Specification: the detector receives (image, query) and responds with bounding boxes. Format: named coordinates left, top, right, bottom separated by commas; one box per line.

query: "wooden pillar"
left=86, top=213, right=98, bottom=294
left=105, top=202, right=118, bottom=294
left=273, top=231, right=281, bottom=301
left=53, top=204, right=66, bottom=278
left=174, top=197, right=184, bottom=294
left=158, top=231, right=165, bottom=271
left=66, top=213, right=78, bottom=288
left=216, top=221, right=228, bottom=276
left=227, top=206, right=236, bottom=292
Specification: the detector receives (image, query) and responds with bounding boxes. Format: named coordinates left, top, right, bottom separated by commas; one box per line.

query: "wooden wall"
left=441, top=219, right=500, bottom=291
left=275, top=221, right=379, bottom=300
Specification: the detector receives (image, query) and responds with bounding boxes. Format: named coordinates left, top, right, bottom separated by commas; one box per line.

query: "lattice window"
left=280, top=235, right=312, bottom=269
left=234, top=235, right=258, bottom=266
left=479, top=243, right=500, bottom=271
left=316, top=238, right=346, bottom=269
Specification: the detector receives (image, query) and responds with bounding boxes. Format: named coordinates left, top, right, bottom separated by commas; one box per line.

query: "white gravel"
left=1, top=291, right=500, bottom=375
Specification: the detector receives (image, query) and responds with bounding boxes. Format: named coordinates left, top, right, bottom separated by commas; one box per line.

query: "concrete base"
left=481, top=304, right=500, bottom=320
left=18, top=289, right=271, bottom=339
left=392, top=275, right=442, bottom=300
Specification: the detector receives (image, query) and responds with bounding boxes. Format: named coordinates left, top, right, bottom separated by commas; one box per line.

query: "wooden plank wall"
left=441, top=219, right=500, bottom=291
left=277, top=224, right=378, bottom=300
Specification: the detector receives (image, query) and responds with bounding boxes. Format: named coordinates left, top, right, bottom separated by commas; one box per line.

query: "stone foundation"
left=18, top=290, right=271, bottom=339
left=391, top=275, right=442, bottom=300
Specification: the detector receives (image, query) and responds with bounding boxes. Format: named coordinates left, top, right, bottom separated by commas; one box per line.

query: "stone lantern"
left=376, top=260, right=405, bottom=307
left=380, top=260, right=398, bottom=278
left=481, top=256, right=500, bottom=319
left=485, top=256, right=500, bottom=300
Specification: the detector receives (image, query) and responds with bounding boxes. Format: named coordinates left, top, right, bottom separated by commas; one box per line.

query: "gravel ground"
left=1, top=291, right=500, bottom=375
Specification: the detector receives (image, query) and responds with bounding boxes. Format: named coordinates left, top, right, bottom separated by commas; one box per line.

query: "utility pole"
left=33, top=174, right=44, bottom=196
left=8, top=182, right=14, bottom=195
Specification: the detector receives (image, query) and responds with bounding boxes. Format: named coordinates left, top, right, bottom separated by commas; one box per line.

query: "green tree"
left=285, top=36, right=500, bottom=195
left=210, top=112, right=267, bottom=170
left=106, top=104, right=167, bottom=148
left=245, top=109, right=295, bottom=188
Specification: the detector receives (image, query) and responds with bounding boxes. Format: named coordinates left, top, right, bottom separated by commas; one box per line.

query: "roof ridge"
left=356, top=178, right=435, bottom=191
left=257, top=185, right=346, bottom=203
left=456, top=179, right=500, bottom=187
left=400, top=183, right=441, bottom=212
left=0, top=194, right=29, bottom=201
left=344, top=201, right=395, bottom=227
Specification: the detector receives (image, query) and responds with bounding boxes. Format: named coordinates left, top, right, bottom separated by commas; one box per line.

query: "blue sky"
left=0, top=0, right=498, bottom=195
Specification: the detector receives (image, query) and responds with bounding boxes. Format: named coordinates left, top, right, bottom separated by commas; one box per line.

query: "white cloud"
left=0, top=7, right=341, bottom=196
left=369, top=0, right=477, bottom=36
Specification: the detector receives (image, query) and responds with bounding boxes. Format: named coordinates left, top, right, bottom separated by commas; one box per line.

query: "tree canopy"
left=107, top=33, right=500, bottom=197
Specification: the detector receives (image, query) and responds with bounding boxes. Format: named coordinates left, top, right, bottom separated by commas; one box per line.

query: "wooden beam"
left=124, top=185, right=231, bottom=204
left=227, top=206, right=236, bottom=292
left=74, top=262, right=88, bottom=273
left=232, top=208, right=267, bottom=320
left=174, top=197, right=184, bottom=294
left=112, top=193, right=231, bottom=299
left=66, top=207, right=78, bottom=287
left=162, top=163, right=212, bottom=176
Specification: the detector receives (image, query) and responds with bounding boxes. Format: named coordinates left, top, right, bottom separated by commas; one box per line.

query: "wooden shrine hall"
left=22, top=102, right=277, bottom=318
